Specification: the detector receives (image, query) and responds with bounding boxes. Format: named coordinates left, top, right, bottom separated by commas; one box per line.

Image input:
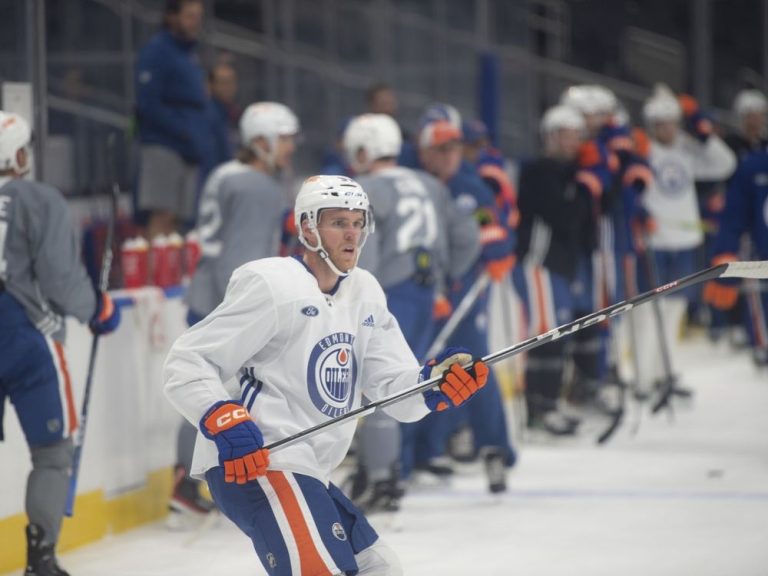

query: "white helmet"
left=540, top=105, right=586, bottom=135
left=239, top=101, right=299, bottom=167
left=294, top=175, right=374, bottom=277
left=643, top=84, right=681, bottom=124
left=0, top=111, right=31, bottom=174
left=560, top=85, right=616, bottom=116
left=733, top=89, right=768, bottom=117
left=343, top=114, right=402, bottom=173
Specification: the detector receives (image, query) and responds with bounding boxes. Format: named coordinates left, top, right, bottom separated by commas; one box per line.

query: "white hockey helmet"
left=343, top=114, right=402, bottom=173
left=294, top=175, right=374, bottom=277
left=643, top=84, right=681, bottom=124
left=733, top=89, right=768, bottom=118
left=0, top=111, right=32, bottom=174
left=560, top=85, right=616, bottom=116
left=239, top=101, right=299, bottom=166
left=540, top=105, right=586, bottom=135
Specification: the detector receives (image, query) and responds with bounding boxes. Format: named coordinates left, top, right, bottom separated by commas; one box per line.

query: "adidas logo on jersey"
left=362, top=314, right=375, bottom=327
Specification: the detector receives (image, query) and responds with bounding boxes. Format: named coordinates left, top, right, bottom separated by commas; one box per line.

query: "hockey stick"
left=65, top=134, right=120, bottom=517
left=264, top=260, right=768, bottom=454
left=424, top=272, right=490, bottom=360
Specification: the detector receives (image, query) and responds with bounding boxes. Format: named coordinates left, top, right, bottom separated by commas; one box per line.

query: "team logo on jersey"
left=307, top=333, right=358, bottom=418
left=654, top=159, right=689, bottom=196
left=332, top=522, right=347, bottom=541
left=301, top=305, right=320, bottom=317
left=455, top=193, right=478, bottom=215
left=266, top=553, right=277, bottom=568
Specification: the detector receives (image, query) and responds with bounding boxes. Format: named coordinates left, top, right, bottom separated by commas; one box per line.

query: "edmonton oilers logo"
left=656, top=159, right=688, bottom=196
left=307, top=332, right=358, bottom=418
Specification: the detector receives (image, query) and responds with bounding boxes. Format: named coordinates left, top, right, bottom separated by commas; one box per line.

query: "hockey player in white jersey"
left=171, top=101, right=299, bottom=521
left=343, top=113, right=480, bottom=513
left=0, top=111, right=121, bottom=575
left=163, top=175, right=489, bottom=575
left=634, top=85, right=736, bottom=395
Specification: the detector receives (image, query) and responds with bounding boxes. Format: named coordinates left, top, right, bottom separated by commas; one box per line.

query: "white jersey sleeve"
left=684, top=133, right=737, bottom=182
left=163, top=266, right=279, bottom=426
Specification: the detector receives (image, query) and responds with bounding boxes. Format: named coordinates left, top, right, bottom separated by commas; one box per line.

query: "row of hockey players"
left=171, top=84, right=768, bottom=520
left=529, top=83, right=739, bottom=434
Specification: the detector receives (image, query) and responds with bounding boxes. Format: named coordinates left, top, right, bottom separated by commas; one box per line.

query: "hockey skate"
left=527, top=408, right=580, bottom=438
left=447, top=425, right=476, bottom=463
left=352, top=466, right=404, bottom=532
left=481, top=447, right=508, bottom=494
left=412, top=456, right=454, bottom=486
left=24, top=524, right=69, bottom=576
left=167, top=465, right=217, bottom=531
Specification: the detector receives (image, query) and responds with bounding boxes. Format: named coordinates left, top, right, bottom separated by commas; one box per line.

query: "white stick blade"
left=721, top=261, right=768, bottom=280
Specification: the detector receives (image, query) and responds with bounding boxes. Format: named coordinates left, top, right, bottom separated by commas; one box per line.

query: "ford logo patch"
left=302, top=306, right=319, bottom=317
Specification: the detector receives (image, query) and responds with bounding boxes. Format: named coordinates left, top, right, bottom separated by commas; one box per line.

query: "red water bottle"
left=167, top=233, right=183, bottom=286
left=121, top=237, right=149, bottom=288
left=151, top=235, right=170, bottom=287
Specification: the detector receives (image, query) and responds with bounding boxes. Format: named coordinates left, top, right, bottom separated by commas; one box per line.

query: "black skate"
left=169, top=465, right=216, bottom=515
left=24, top=524, right=69, bottom=576
left=482, top=447, right=508, bottom=494
left=360, top=479, right=402, bottom=514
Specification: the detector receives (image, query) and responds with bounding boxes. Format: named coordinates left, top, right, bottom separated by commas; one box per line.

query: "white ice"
left=7, top=333, right=768, bottom=576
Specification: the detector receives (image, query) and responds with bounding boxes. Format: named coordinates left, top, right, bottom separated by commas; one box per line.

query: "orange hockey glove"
left=201, top=401, right=270, bottom=484
left=421, top=347, right=489, bottom=412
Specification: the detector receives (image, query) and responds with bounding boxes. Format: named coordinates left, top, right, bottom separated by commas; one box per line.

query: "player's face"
left=742, top=111, right=766, bottom=140
left=653, top=120, right=679, bottom=145
left=420, top=140, right=462, bottom=182
left=274, top=135, right=297, bottom=170
left=555, top=127, right=583, bottom=160
left=316, top=208, right=366, bottom=271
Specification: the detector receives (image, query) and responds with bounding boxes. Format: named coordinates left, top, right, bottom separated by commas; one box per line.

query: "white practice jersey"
left=164, top=257, right=429, bottom=484
left=644, top=132, right=736, bottom=250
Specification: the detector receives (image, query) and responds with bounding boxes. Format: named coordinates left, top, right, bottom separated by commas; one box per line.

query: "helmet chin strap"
left=299, top=232, right=353, bottom=278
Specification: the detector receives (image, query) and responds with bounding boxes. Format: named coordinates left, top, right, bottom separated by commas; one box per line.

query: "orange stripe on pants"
left=267, top=472, right=331, bottom=576
left=53, top=341, right=78, bottom=434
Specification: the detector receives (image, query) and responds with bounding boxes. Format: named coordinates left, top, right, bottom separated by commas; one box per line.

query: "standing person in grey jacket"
left=345, top=113, right=480, bottom=513
left=0, top=112, right=120, bottom=576
left=135, top=0, right=207, bottom=238
left=169, top=102, right=299, bottom=524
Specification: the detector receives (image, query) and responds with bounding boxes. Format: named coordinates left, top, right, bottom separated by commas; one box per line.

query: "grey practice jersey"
left=357, top=166, right=480, bottom=289
left=186, top=161, right=287, bottom=316
left=0, top=177, right=96, bottom=340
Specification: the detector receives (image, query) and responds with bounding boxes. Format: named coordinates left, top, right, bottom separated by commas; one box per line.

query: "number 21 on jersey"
left=394, top=177, right=437, bottom=253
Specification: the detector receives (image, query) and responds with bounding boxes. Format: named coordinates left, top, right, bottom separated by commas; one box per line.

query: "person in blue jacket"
left=705, top=149, right=768, bottom=365
left=135, top=0, right=208, bottom=239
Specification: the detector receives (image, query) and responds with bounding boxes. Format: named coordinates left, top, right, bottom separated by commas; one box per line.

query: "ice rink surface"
left=13, top=333, right=768, bottom=576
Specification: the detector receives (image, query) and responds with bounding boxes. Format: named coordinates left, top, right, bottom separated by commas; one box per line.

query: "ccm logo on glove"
left=215, top=407, right=248, bottom=429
